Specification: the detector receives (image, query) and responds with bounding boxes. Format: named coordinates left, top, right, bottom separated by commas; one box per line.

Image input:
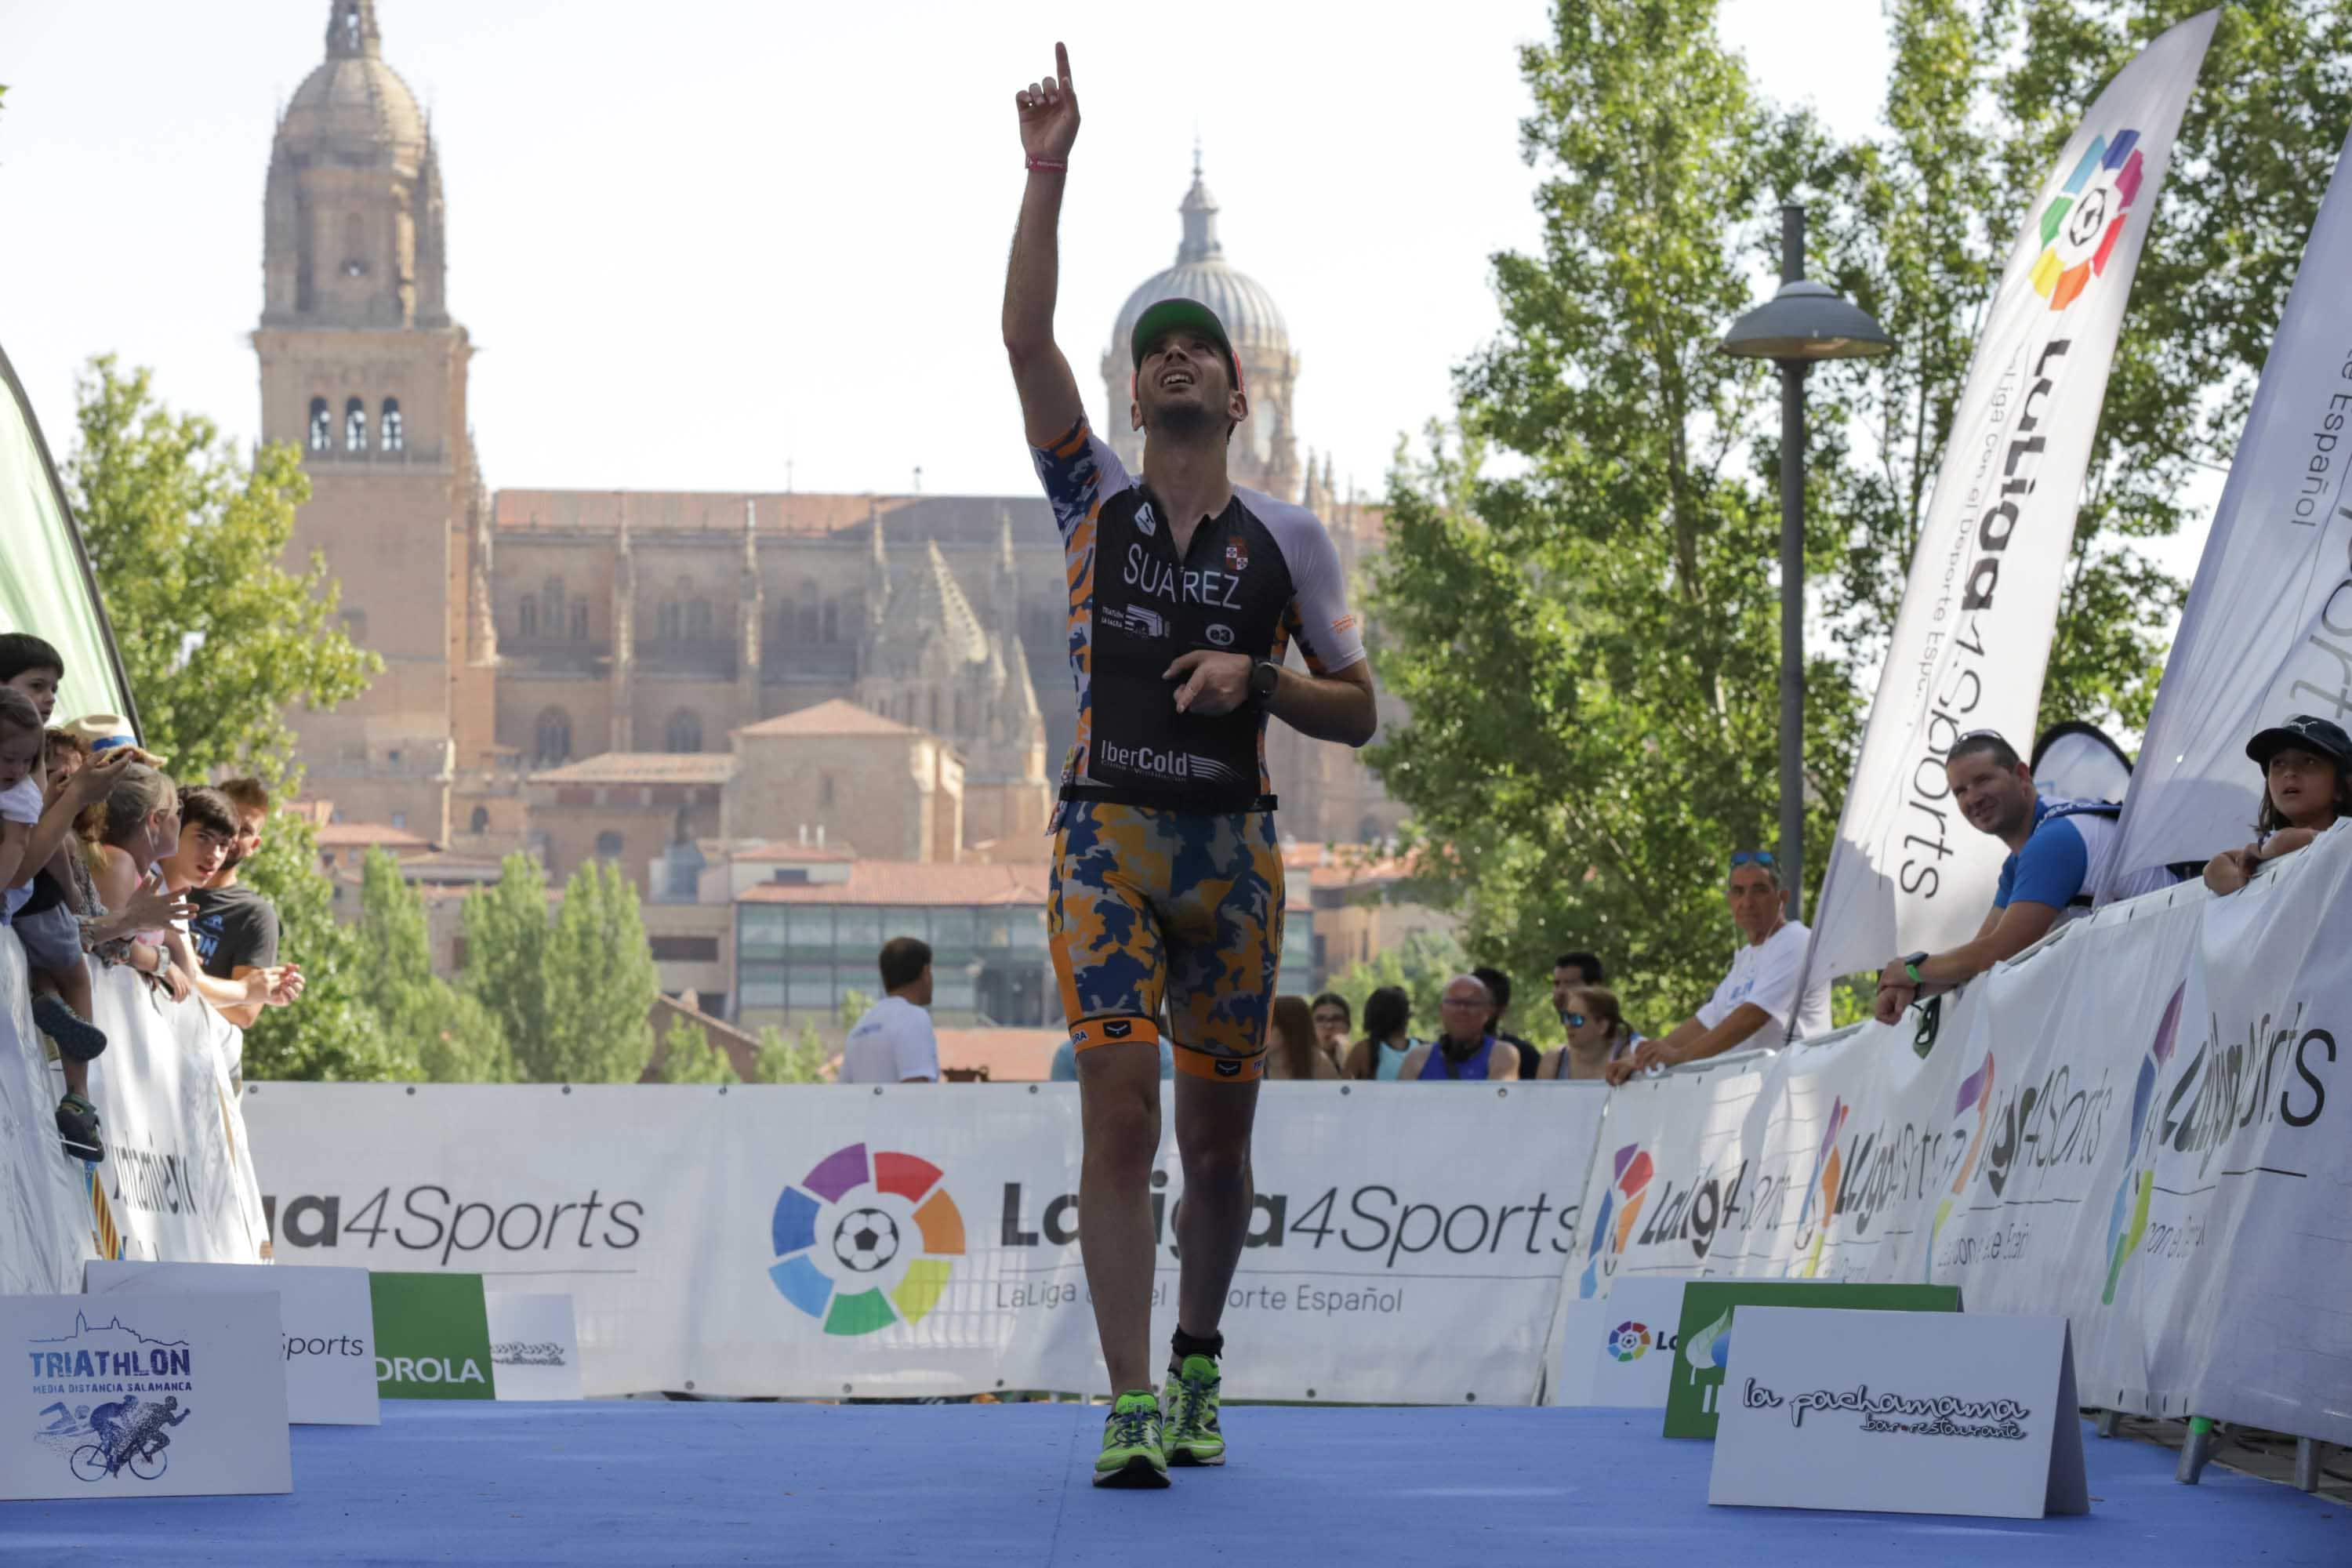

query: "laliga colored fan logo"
left=1607, top=1320, right=1652, bottom=1363
left=2029, top=128, right=2144, bottom=310
left=768, top=1144, right=966, bottom=1337
left=1577, top=1142, right=1655, bottom=1299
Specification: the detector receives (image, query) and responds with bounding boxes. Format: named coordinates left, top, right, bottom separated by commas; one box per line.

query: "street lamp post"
left=1721, top=204, right=1892, bottom=921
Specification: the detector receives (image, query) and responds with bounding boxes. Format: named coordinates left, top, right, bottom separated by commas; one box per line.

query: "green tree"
left=656, top=1014, right=739, bottom=1085
left=67, top=357, right=377, bottom=785
left=533, top=860, right=660, bottom=1083
left=461, top=853, right=550, bottom=1066
left=837, top=988, right=874, bottom=1029
left=1364, top=0, right=1835, bottom=1025
left=354, top=848, right=511, bottom=1083
left=237, top=815, right=416, bottom=1082
left=753, top=1023, right=832, bottom=1084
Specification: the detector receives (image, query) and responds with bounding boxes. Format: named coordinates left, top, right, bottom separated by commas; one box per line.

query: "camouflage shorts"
left=1049, top=801, right=1283, bottom=1081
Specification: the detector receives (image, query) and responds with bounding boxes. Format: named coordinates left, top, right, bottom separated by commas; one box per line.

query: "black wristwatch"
left=1248, top=659, right=1282, bottom=708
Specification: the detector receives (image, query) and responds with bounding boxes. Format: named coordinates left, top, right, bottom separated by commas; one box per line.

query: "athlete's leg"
left=1172, top=1071, right=1260, bottom=1338
left=1075, top=1037, right=1163, bottom=1395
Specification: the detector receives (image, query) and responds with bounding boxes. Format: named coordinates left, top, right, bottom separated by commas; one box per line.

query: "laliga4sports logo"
left=2030, top=127, right=2144, bottom=310
left=2100, top=982, right=2184, bottom=1306
left=768, top=1143, right=966, bottom=1337
left=1578, top=1142, right=1654, bottom=1298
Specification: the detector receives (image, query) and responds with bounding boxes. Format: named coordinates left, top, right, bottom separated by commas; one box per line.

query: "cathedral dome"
left=275, top=1, right=425, bottom=171
left=1111, top=155, right=1291, bottom=368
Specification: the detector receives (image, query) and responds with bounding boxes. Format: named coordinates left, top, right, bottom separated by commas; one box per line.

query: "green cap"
left=1129, top=297, right=1243, bottom=394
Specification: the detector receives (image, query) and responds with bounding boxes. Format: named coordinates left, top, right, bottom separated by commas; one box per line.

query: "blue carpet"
left=4, top=1403, right=2339, bottom=1565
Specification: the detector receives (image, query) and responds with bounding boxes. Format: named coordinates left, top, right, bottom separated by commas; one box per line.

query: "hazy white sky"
left=0, top=0, right=1894, bottom=504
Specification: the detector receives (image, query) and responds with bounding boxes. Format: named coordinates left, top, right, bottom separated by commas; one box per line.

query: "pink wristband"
left=1025, top=156, right=1068, bottom=172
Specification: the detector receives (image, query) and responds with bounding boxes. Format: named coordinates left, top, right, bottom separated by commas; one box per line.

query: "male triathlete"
left=1004, top=42, right=1377, bottom=1488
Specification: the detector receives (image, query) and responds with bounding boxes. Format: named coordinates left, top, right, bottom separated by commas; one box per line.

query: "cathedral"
left=259, top=0, right=1401, bottom=878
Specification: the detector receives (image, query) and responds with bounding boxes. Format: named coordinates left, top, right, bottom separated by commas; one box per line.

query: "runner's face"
left=1133, top=332, right=1240, bottom=437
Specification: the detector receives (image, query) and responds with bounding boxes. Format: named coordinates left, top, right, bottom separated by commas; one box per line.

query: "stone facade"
left=260, top=2, right=1398, bottom=862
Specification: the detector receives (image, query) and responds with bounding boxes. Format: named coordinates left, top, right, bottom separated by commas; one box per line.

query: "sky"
left=0, top=0, right=1898, bottom=507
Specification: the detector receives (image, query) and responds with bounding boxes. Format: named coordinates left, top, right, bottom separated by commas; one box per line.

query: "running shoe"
left=1160, top=1353, right=1225, bottom=1466
left=1093, top=1390, right=1169, bottom=1488
left=34, top=995, right=108, bottom=1062
left=57, top=1092, right=103, bottom=1164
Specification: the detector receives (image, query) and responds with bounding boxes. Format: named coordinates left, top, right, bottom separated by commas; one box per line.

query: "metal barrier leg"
left=2294, top=1438, right=2323, bottom=1494
left=2176, top=1416, right=2218, bottom=1484
left=2095, top=1410, right=2122, bottom=1438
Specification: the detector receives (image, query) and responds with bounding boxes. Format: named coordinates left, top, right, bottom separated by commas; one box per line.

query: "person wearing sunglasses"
left=1872, top=729, right=2123, bottom=1026
left=1537, top=985, right=1637, bottom=1080
left=1606, top=851, right=1830, bottom=1083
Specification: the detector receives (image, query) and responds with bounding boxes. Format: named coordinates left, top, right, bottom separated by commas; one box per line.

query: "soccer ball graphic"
left=832, top=1208, right=900, bottom=1274
left=1607, top=1321, right=1652, bottom=1363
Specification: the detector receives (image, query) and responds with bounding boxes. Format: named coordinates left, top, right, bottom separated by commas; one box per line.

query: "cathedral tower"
left=254, top=0, right=493, bottom=839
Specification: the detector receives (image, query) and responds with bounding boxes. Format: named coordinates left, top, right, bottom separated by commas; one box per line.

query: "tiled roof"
left=729, top=839, right=861, bottom=863
left=528, top=752, right=737, bottom=785
left=735, top=700, right=920, bottom=740
left=935, top=1029, right=1063, bottom=1082
left=736, top=860, right=1048, bottom=907
left=313, top=821, right=435, bottom=851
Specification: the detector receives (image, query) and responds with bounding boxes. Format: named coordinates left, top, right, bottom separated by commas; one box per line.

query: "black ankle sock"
left=1171, top=1327, right=1223, bottom=1367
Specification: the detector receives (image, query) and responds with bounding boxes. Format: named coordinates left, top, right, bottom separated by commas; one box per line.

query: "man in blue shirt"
left=1873, top=730, right=2118, bottom=1024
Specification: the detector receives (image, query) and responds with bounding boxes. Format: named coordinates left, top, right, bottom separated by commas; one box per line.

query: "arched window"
left=686, top=599, right=712, bottom=639
left=772, top=609, right=795, bottom=649
left=822, top=601, right=840, bottom=644
left=543, top=577, right=565, bottom=626
left=534, top=707, right=573, bottom=767
left=344, top=397, right=367, bottom=452
left=469, top=806, right=490, bottom=834
left=308, top=397, right=330, bottom=452
left=339, top=2, right=362, bottom=50
left=656, top=602, right=681, bottom=641
left=594, top=830, right=626, bottom=861
left=379, top=397, right=403, bottom=452
left=666, top=710, right=702, bottom=753
left=569, top=601, right=589, bottom=641
left=517, top=594, right=538, bottom=637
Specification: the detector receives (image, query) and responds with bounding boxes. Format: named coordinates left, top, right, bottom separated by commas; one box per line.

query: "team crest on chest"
left=1225, top=536, right=1249, bottom=575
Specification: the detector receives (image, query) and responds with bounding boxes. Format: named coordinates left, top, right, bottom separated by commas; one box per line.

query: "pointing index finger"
left=1055, top=41, right=1072, bottom=91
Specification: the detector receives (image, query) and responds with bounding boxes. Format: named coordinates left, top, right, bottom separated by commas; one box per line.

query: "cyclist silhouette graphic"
left=74, top=1393, right=190, bottom=1481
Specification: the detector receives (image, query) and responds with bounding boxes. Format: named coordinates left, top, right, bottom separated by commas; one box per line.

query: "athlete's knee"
left=1080, top=1087, right=1160, bottom=1180
left=1177, top=1132, right=1251, bottom=1200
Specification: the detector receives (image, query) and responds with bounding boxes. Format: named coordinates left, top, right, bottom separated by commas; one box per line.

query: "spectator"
left=1472, top=964, right=1541, bottom=1080
left=1872, top=731, right=2123, bottom=1026
left=1264, top=994, right=1339, bottom=1080
left=0, top=632, right=65, bottom=727
left=1, top=694, right=94, bottom=1160
left=1399, top=975, right=1521, bottom=1081
left=2203, top=716, right=2350, bottom=895
left=90, top=764, right=194, bottom=1002
left=188, top=778, right=296, bottom=1024
left=840, top=936, right=940, bottom=1083
left=1342, top=985, right=1415, bottom=1080
left=154, top=787, right=297, bottom=1028
left=1551, top=952, right=1604, bottom=1029
left=1537, top=985, right=1638, bottom=1081
left=1309, top=992, right=1352, bottom=1075
left=1608, top=853, right=1829, bottom=1083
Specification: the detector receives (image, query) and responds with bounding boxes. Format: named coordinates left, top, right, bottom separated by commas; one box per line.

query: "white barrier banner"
left=1570, top=823, right=2352, bottom=1445
left=1806, top=9, right=2218, bottom=982
left=85, top=966, right=269, bottom=1265
left=0, top=942, right=89, bottom=1294
left=245, top=1082, right=1606, bottom=1403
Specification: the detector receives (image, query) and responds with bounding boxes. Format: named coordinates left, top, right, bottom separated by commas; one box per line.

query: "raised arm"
left=1003, top=42, right=1086, bottom=446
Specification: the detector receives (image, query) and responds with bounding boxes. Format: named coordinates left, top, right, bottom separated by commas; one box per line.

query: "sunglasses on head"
left=1730, top=850, right=1777, bottom=868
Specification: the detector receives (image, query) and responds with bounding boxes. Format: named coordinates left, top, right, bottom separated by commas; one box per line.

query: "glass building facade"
left=735, top=901, right=1054, bottom=1026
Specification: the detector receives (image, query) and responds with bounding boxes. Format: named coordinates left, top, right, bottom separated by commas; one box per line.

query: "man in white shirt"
left=1606, top=852, right=1830, bottom=1083
left=839, top=936, right=942, bottom=1084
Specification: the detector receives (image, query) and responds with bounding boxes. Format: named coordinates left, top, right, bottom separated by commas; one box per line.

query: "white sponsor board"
left=487, top=1293, right=584, bottom=1402
left=1806, top=10, right=2219, bottom=982
left=1548, top=1277, right=1685, bottom=1408
left=245, top=1082, right=1606, bottom=1403
left=1568, top=822, right=2352, bottom=1447
left=2108, top=125, right=2352, bottom=892
left=2, top=1291, right=291, bottom=1501
left=84, top=1260, right=378, bottom=1426
left=1709, top=1308, right=2087, bottom=1519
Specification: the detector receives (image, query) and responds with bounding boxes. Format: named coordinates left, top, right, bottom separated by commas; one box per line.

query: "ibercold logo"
left=2101, top=982, right=2184, bottom=1305
left=1607, top=1320, right=1652, bottom=1363
left=769, top=1143, right=967, bottom=1336
left=2030, top=128, right=2143, bottom=310
left=1578, top=1142, right=1654, bottom=1298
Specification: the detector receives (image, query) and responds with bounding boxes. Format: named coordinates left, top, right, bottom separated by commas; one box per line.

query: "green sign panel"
left=1663, top=1280, right=1959, bottom=1439
left=368, top=1272, right=498, bottom=1401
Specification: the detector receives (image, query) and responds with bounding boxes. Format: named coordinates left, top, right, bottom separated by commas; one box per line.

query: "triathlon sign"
left=84, top=1259, right=379, bottom=1427
left=1, top=1290, right=290, bottom=1501
left=1709, top=1308, right=2088, bottom=1519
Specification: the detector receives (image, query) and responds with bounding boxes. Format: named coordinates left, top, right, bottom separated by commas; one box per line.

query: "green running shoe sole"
left=1092, top=1452, right=1171, bottom=1489
left=1167, top=1445, right=1223, bottom=1468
